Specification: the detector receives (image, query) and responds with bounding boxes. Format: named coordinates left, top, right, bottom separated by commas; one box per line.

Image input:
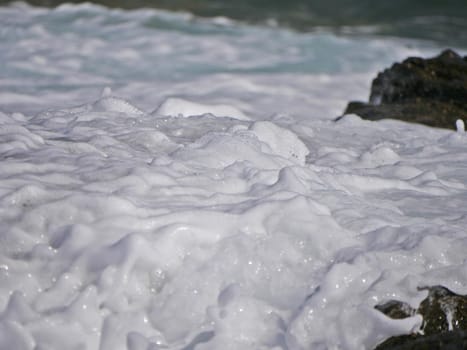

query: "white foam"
left=250, top=121, right=310, bottom=165
left=155, top=97, right=251, bottom=121
left=1, top=3, right=467, bottom=350
left=93, top=96, right=145, bottom=115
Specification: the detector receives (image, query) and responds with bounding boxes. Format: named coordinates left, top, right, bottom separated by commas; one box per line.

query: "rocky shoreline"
left=341, top=49, right=467, bottom=130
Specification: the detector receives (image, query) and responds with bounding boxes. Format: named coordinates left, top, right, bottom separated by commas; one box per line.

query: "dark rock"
left=343, top=49, right=467, bottom=130
left=417, top=286, right=467, bottom=334
left=374, top=330, right=467, bottom=350
left=374, top=285, right=467, bottom=350
left=375, top=300, right=416, bottom=320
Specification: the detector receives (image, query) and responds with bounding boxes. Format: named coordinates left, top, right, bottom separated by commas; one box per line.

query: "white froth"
left=2, top=96, right=467, bottom=350
left=1, top=3, right=467, bottom=350
left=250, top=121, right=309, bottom=165
left=93, top=96, right=145, bottom=116
left=155, top=97, right=251, bottom=121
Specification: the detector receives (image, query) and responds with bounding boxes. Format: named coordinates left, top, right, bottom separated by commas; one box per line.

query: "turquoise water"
left=0, top=2, right=448, bottom=114
left=1, top=0, right=467, bottom=47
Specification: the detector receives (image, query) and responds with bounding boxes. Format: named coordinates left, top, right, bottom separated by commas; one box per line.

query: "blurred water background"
left=2, top=0, right=467, bottom=47
left=0, top=0, right=465, bottom=115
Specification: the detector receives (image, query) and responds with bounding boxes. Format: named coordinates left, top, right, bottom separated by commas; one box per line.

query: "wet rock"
left=375, top=330, right=467, bottom=350
left=375, top=300, right=416, bottom=320
left=342, top=49, right=467, bottom=130
left=417, top=286, right=467, bottom=334
left=374, top=285, right=467, bottom=350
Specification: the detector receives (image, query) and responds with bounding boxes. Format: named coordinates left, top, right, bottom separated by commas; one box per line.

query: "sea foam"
left=1, top=3, right=467, bottom=350
left=1, top=93, right=467, bottom=350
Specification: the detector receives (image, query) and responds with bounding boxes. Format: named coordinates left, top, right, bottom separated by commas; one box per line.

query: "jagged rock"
left=342, top=49, right=467, bottom=130
left=374, top=300, right=416, bottom=320
left=374, top=285, right=467, bottom=350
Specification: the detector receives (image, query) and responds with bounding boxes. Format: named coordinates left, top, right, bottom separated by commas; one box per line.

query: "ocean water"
left=3, top=0, right=467, bottom=46
left=1, top=2, right=467, bottom=350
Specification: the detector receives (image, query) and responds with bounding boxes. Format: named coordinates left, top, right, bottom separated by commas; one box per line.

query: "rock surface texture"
left=374, top=286, right=467, bottom=350
left=343, top=49, right=467, bottom=130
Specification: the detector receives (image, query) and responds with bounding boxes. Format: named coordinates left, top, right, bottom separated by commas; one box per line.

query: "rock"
left=374, top=285, right=467, bottom=350
left=417, top=286, right=467, bottom=334
left=375, top=300, right=416, bottom=320
left=374, top=330, right=467, bottom=350
left=342, top=49, right=467, bottom=130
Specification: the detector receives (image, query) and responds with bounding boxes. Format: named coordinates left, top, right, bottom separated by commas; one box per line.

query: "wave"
left=2, top=0, right=467, bottom=47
